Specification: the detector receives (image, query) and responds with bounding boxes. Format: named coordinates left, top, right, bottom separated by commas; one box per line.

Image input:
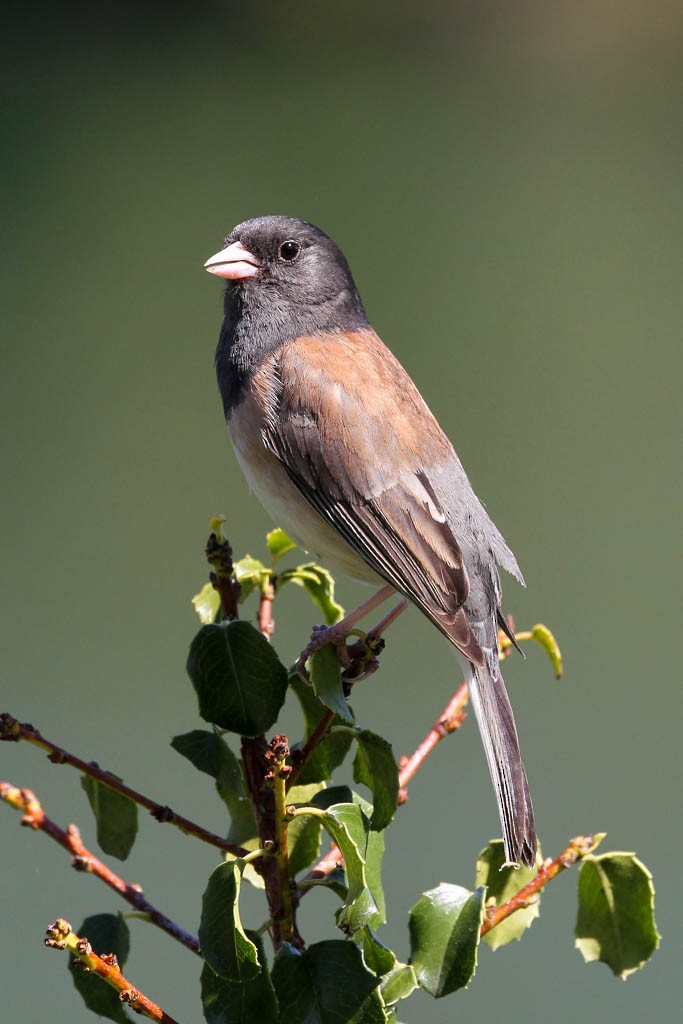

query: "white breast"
left=228, top=396, right=380, bottom=585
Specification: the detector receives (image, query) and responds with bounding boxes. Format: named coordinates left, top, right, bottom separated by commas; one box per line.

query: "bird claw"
left=296, top=625, right=385, bottom=685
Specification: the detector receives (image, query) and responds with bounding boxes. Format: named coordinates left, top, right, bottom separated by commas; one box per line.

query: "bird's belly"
left=228, top=412, right=380, bottom=585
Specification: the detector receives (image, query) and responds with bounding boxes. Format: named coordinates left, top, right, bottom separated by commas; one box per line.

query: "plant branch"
left=480, top=833, right=605, bottom=937
left=45, top=918, right=181, bottom=1023
left=266, top=736, right=295, bottom=945
left=258, top=577, right=276, bottom=639
left=302, top=619, right=560, bottom=881
left=286, top=706, right=335, bottom=791
left=0, top=714, right=249, bottom=858
left=1, top=783, right=200, bottom=955
left=205, top=517, right=240, bottom=621
left=397, top=682, right=469, bottom=803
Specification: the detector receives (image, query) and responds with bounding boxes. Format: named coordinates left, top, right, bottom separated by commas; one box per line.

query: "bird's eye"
left=279, top=240, right=301, bottom=262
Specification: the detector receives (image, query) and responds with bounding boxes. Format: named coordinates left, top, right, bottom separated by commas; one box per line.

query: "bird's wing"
left=260, top=329, right=485, bottom=665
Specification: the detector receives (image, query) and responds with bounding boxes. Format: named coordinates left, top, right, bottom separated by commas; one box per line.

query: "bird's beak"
left=204, top=240, right=261, bottom=280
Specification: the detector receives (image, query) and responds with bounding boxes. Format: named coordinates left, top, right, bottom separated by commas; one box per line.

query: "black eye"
left=279, top=240, right=301, bottom=262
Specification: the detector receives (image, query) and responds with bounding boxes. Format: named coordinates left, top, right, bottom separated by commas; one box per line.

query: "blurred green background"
left=1, top=2, right=679, bottom=1020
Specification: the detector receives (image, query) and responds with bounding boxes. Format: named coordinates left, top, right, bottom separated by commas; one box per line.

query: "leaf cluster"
left=2, top=528, right=659, bottom=1023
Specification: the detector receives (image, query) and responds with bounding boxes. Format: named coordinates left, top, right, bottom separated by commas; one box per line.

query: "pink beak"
left=204, top=240, right=261, bottom=280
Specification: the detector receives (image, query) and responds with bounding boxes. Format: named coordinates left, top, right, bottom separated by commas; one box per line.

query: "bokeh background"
left=2, top=2, right=680, bottom=1021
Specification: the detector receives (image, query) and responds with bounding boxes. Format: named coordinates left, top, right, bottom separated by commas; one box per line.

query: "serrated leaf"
left=380, top=962, right=418, bottom=1006
left=297, top=801, right=377, bottom=934
left=187, top=620, right=288, bottom=736
left=309, top=643, right=354, bottom=723
left=271, top=941, right=385, bottom=1024
left=192, top=582, right=221, bottom=624
left=80, top=774, right=138, bottom=861
left=68, top=913, right=130, bottom=1024
left=171, top=730, right=257, bottom=844
left=200, top=931, right=277, bottom=1024
left=574, top=852, right=659, bottom=978
left=352, top=730, right=398, bottom=831
left=290, top=675, right=354, bottom=784
left=199, top=861, right=260, bottom=982
left=278, top=563, right=344, bottom=625
left=266, top=528, right=297, bottom=564
left=409, top=883, right=485, bottom=997
left=233, top=555, right=268, bottom=603
left=359, top=927, right=396, bottom=976
left=475, top=839, right=542, bottom=949
left=287, top=783, right=325, bottom=876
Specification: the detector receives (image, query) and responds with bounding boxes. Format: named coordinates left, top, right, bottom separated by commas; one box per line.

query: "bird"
left=205, top=214, right=537, bottom=867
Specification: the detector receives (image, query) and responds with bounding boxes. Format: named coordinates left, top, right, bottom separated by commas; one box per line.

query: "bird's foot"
left=295, top=624, right=385, bottom=686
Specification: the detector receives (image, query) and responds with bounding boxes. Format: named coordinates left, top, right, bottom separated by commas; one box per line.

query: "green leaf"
left=80, top=773, right=138, bottom=861
left=352, top=791, right=386, bottom=928
left=233, top=555, right=268, bottom=603
left=171, top=730, right=257, bottom=844
left=199, top=861, right=260, bottom=981
left=290, top=676, right=354, bottom=783
left=192, top=581, right=221, bottom=624
left=529, top=623, right=563, bottom=679
left=296, top=801, right=377, bottom=934
left=308, top=789, right=386, bottom=927
left=574, top=852, right=659, bottom=978
left=475, top=839, right=542, bottom=949
left=271, top=941, right=385, bottom=1023
left=359, top=927, right=395, bottom=977
left=324, top=803, right=377, bottom=934
left=277, top=562, right=344, bottom=625
left=200, top=932, right=277, bottom=1024
left=68, top=913, right=130, bottom=1024
left=409, top=883, right=485, bottom=997
left=225, top=837, right=266, bottom=890
left=187, top=620, right=288, bottom=736
left=363, top=827, right=386, bottom=929
left=309, top=643, right=354, bottom=723
left=266, top=528, right=297, bottom=564
left=287, top=783, right=325, bottom=876
left=352, top=730, right=399, bottom=831
left=380, top=962, right=418, bottom=1006
left=310, top=785, right=354, bottom=809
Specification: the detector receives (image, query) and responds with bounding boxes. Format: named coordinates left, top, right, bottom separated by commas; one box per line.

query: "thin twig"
left=0, top=714, right=249, bottom=858
left=258, top=579, right=276, bottom=639
left=1, top=783, right=199, bottom=955
left=286, top=707, right=335, bottom=791
left=266, top=736, right=296, bottom=945
left=480, top=834, right=605, bottom=937
left=45, top=918, right=180, bottom=1024
left=398, top=682, right=469, bottom=803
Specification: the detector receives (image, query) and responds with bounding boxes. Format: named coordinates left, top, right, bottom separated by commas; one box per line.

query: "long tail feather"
left=461, top=647, right=537, bottom=867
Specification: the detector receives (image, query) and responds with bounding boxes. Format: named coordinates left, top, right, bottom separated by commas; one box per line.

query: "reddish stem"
left=0, top=714, right=249, bottom=858
left=481, top=834, right=602, bottom=936
left=397, top=682, right=469, bottom=802
left=1, top=784, right=199, bottom=955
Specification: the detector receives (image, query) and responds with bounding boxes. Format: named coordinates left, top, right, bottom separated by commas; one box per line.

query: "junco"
left=205, top=215, right=537, bottom=867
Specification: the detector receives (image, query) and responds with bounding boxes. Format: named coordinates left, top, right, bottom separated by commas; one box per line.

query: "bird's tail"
left=462, top=645, right=537, bottom=868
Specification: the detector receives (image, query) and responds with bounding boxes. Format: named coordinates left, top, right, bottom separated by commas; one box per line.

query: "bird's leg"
left=296, top=584, right=396, bottom=679
left=367, top=597, right=409, bottom=642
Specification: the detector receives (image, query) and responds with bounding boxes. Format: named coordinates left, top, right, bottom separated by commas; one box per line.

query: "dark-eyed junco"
left=205, top=215, right=537, bottom=867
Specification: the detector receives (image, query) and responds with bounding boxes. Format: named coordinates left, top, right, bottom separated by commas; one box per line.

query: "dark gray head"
left=207, top=215, right=369, bottom=412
